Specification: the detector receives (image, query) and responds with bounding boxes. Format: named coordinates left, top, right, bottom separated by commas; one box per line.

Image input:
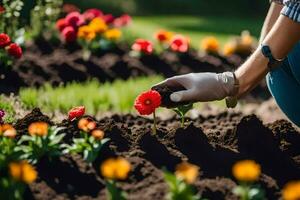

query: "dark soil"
left=0, top=40, right=269, bottom=100
left=13, top=109, right=300, bottom=200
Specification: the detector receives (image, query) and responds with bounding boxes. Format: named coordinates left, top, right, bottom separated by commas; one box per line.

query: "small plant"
left=62, top=118, right=109, bottom=163
left=0, top=33, right=22, bottom=68
left=200, top=36, right=219, bottom=54
left=232, top=160, right=266, bottom=200
left=134, top=90, right=161, bottom=134
left=15, top=122, right=65, bottom=164
left=164, top=162, right=205, bottom=200
left=130, top=38, right=154, bottom=57
left=173, top=103, right=193, bottom=127
left=100, top=157, right=131, bottom=200
left=0, top=160, right=37, bottom=200
left=282, top=180, right=300, bottom=200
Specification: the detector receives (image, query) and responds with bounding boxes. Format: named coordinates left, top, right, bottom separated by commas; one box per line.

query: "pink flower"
left=170, top=35, right=189, bottom=53
left=113, top=14, right=132, bottom=27
left=83, top=8, right=103, bottom=21
left=56, top=18, right=68, bottom=32
left=102, top=14, right=115, bottom=24
left=62, top=26, right=77, bottom=42
left=132, top=39, right=153, bottom=55
left=6, top=43, right=22, bottom=59
left=65, top=12, right=85, bottom=28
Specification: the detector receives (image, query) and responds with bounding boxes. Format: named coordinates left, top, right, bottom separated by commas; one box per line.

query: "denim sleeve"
left=281, top=2, right=300, bottom=23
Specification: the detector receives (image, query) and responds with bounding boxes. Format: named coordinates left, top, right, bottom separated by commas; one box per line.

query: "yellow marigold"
left=154, top=30, right=173, bottom=43
left=101, top=157, right=131, bottom=180
left=89, top=18, right=108, bottom=34
left=0, top=124, right=17, bottom=138
left=223, top=42, right=237, bottom=56
left=9, top=161, right=37, bottom=184
left=104, top=28, right=122, bottom=41
left=78, top=25, right=96, bottom=41
left=201, top=36, right=219, bottom=53
left=282, top=181, right=300, bottom=200
left=232, top=160, right=261, bottom=182
left=28, top=122, right=49, bottom=136
left=78, top=118, right=97, bottom=132
left=91, top=129, right=105, bottom=140
left=175, top=162, right=199, bottom=184
left=241, top=30, right=253, bottom=46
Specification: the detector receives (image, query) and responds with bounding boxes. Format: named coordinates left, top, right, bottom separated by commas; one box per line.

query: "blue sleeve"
left=281, top=2, right=300, bottom=23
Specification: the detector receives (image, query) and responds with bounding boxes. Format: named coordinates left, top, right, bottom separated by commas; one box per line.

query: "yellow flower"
left=28, top=122, right=49, bottom=136
left=101, top=157, right=131, bottom=180
left=0, top=124, right=17, bottom=138
left=154, top=30, right=173, bottom=43
left=78, top=25, right=96, bottom=41
left=175, top=162, right=199, bottom=184
left=91, top=129, right=105, bottom=140
left=282, top=181, right=300, bottom=200
left=223, top=41, right=237, bottom=56
left=232, top=160, right=261, bottom=182
left=89, top=18, right=108, bottom=34
left=9, top=161, right=37, bottom=184
left=104, top=28, right=122, bottom=41
left=201, top=36, right=219, bottom=53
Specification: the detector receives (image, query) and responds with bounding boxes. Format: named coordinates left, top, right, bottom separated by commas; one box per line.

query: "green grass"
left=124, top=15, right=263, bottom=47
left=0, top=96, right=16, bottom=123
left=19, top=76, right=163, bottom=115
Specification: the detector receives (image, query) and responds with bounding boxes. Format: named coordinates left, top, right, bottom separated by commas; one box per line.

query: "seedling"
left=173, top=103, right=193, bottom=127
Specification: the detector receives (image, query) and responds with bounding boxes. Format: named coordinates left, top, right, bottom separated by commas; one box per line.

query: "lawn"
left=124, top=15, right=264, bottom=47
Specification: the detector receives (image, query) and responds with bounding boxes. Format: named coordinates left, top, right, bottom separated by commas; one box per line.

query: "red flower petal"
left=134, top=90, right=161, bottom=115
left=68, top=106, right=85, bottom=120
left=0, top=33, right=11, bottom=48
left=7, top=43, right=22, bottom=59
left=131, top=39, right=153, bottom=55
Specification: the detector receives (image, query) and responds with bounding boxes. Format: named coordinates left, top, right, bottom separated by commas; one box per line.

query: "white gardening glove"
left=153, top=72, right=238, bottom=103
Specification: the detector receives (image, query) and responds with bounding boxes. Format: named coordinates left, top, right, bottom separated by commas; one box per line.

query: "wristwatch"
left=261, top=44, right=284, bottom=70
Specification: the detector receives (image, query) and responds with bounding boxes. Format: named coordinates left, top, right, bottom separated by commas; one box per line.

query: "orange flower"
left=283, top=181, right=300, bottom=200
left=223, top=41, right=237, bottom=56
left=154, top=30, right=173, bottom=43
left=201, top=36, right=219, bottom=53
left=91, top=129, right=105, bottom=140
left=232, top=160, right=261, bottom=182
left=175, top=162, right=199, bottom=184
left=241, top=30, right=253, bottom=46
left=78, top=118, right=97, bottom=132
left=77, top=25, right=96, bottom=41
left=104, top=28, right=122, bottom=41
left=89, top=18, right=108, bottom=34
left=9, top=161, right=37, bottom=184
left=0, top=124, right=17, bottom=138
left=28, top=122, right=49, bottom=136
left=101, top=157, right=131, bottom=180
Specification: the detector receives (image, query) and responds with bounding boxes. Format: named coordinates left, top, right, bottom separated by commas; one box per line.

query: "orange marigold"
left=232, top=160, right=261, bottom=182
left=89, top=18, right=108, bottom=34
left=175, top=162, right=199, bottom=184
left=91, top=129, right=105, bottom=140
left=78, top=25, right=96, bottom=41
left=9, top=161, right=37, bottom=184
left=104, top=28, right=122, bottom=41
left=101, top=157, right=131, bottom=180
left=154, top=30, right=173, bottom=43
left=282, top=181, right=300, bottom=200
left=28, top=122, right=49, bottom=136
left=0, top=124, right=17, bottom=138
left=201, top=36, right=219, bottom=53
left=78, top=118, right=97, bottom=132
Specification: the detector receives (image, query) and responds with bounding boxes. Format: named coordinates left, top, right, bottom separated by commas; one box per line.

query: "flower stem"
left=181, top=115, right=185, bottom=128
left=152, top=110, right=157, bottom=135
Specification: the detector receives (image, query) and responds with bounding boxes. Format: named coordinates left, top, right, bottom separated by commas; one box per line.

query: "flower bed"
left=3, top=108, right=300, bottom=200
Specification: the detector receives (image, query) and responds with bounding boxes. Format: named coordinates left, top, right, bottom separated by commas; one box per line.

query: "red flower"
left=61, top=26, right=77, bottom=42
left=170, top=35, right=189, bottom=53
left=6, top=43, right=22, bottom=58
left=132, top=39, right=153, bottom=55
left=134, top=90, right=161, bottom=115
left=83, top=8, right=103, bottom=21
left=0, top=6, right=5, bottom=13
left=0, top=33, right=11, bottom=48
left=113, top=14, right=132, bottom=27
left=56, top=18, right=68, bottom=32
left=68, top=106, right=85, bottom=120
left=102, top=14, right=115, bottom=24
left=65, top=12, right=85, bottom=28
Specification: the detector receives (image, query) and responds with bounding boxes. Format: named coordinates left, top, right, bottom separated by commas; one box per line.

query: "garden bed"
left=15, top=108, right=300, bottom=200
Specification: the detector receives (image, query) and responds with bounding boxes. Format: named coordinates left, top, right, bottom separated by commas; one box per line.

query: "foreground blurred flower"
left=56, top=18, right=68, bottom=32
left=6, top=43, right=22, bottom=59
left=175, top=162, right=199, bottom=184
left=65, top=12, right=85, bottom=28
left=201, top=36, right=219, bottom=54
left=89, top=18, right=108, bottom=34
left=170, top=34, right=189, bottom=53
left=61, top=26, right=77, bottom=43
left=113, top=14, right=132, bottom=27
left=9, top=161, right=37, bottom=184
left=154, top=30, right=173, bottom=43
left=78, top=118, right=97, bottom=132
left=0, top=124, right=17, bottom=138
left=223, top=42, right=236, bottom=56
left=0, top=6, right=5, bottom=13
left=102, top=14, right=115, bottom=24
left=78, top=25, right=96, bottom=41
left=83, top=8, right=103, bottom=21
left=28, top=122, right=48, bottom=137
left=104, top=28, right=122, bottom=41
left=101, top=157, right=131, bottom=180
left=282, top=181, right=300, bottom=200
left=0, top=33, right=11, bottom=48
left=132, top=39, right=153, bottom=55
left=134, top=90, right=161, bottom=115
left=233, top=160, right=261, bottom=182
left=68, top=106, right=85, bottom=121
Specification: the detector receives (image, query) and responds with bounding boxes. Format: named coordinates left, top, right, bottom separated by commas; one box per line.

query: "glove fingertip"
left=170, top=92, right=182, bottom=102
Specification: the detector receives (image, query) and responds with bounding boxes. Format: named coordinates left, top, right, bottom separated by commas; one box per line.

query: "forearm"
left=236, top=15, right=300, bottom=97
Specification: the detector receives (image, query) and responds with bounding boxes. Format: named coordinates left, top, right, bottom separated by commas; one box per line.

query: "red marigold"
left=68, top=106, right=85, bottom=120
left=6, top=43, right=22, bottom=59
left=134, top=90, right=161, bottom=115
left=83, top=8, right=103, bottom=21
left=65, top=12, right=85, bottom=28
left=102, top=14, right=115, bottom=24
left=56, top=18, right=68, bottom=32
left=113, top=14, right=132, bottom=27
left=62, top=26, right=77, bottom=43
left=132, top=39, right=153, bottom=55
left=170, top=35, right=189, bottom=53
left=0, top=33, right=11, bottom=48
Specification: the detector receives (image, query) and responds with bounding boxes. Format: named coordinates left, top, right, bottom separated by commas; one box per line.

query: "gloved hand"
left=153, top=72, right=238, bottom=103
